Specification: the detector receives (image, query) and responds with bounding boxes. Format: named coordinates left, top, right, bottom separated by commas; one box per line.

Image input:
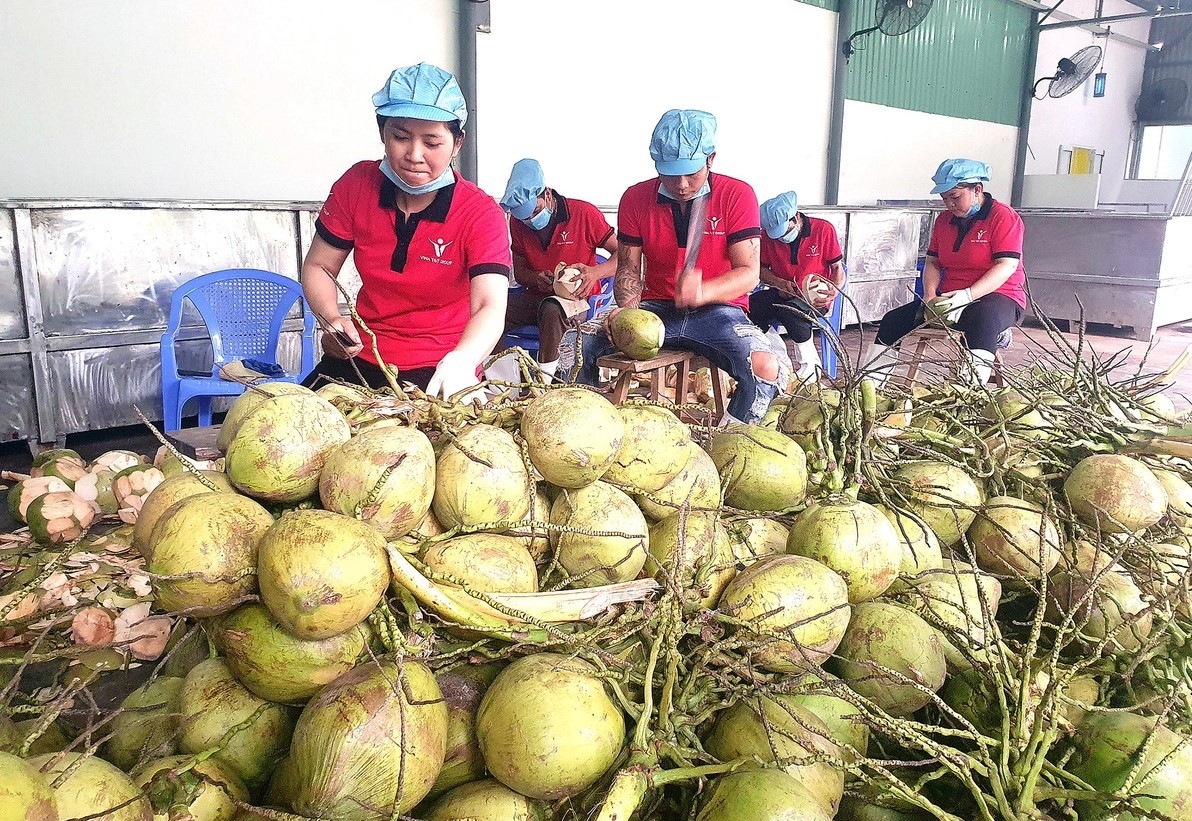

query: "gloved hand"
left=427, top=351, right=483, bottom=404
left=926, top=288, right=973, bottom=324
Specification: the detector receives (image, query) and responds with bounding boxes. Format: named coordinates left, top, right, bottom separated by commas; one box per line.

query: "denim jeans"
left=573, top=300, right=780, bottom=424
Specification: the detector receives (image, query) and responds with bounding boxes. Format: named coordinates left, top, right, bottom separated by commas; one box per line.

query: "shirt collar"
left=795, top=212, right=812, bottom=239
left=377, top=171, right=457, bottom=222
left=551, top=190, right=571, bottom=224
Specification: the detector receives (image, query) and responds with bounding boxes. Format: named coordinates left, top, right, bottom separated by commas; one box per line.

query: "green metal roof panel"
left=844, top=0, right=1033, bottom=127
left=796, top=0, right=840, bottom=10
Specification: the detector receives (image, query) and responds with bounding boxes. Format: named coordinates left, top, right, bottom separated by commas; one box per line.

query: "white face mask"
left=657, top=180, right=711, bottom=201
left=380, top=159, right=455, bottom=195
left=780, top=222, right=800, bottom=244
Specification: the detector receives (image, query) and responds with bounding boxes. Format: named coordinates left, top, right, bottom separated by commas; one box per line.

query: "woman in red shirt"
left=867, top=159, right=1027, bottom=387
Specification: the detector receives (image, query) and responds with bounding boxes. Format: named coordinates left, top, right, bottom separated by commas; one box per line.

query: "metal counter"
left=1020, top=211, right=1192, bottom=340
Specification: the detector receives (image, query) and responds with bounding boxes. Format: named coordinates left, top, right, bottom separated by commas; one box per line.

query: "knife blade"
left=681, top=194, right=709, bottom=273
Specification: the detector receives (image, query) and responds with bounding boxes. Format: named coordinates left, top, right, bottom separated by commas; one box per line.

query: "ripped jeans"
left=573, top=301, right=781, bottom=424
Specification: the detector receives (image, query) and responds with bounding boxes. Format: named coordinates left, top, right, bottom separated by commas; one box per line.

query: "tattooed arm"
left=613, top=243, right=644, bottom=309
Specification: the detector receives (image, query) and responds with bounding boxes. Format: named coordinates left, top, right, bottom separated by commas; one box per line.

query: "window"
left=1135, top=124, right=1192, bottom=179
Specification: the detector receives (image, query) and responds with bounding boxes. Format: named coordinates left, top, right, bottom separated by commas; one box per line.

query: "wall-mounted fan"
left=1135, top=78, right=1189, bottom=122
left=1032, top=46, right=1102, bottom=99
left=843, top=0, right=934, bottom=60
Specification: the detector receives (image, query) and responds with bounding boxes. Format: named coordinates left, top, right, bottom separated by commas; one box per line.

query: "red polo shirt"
left=927, top=195, right=1027, bottom=309
left=510, top=191, right=614, bottom=299
left=760, top=214, right=843, bottom=289
left=617, top=173, right=761, bottom=310
left=315, top=161, right=512, bottom=370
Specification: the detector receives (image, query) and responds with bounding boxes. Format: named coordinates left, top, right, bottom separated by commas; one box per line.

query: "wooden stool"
left=597, top=349, right=696, bottom=405
left=164, top=424, right=223, bottom=460
left=689, top=356, right=730, bottom=421
left=902, top=327, right=1006, bottom=388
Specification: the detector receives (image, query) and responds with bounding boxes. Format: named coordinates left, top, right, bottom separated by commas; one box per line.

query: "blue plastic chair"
left=160, top=268, right=316, bottom=431
left=502, top=256, right=614, bottom=354
left=756, top=267, right=848, bottom=379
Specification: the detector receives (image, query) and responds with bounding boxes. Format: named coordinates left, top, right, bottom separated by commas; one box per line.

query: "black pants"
left=301, top=355, right=435, bottom=391
left=876, top=293, right=1023, bottom=353
left=748, top=289, right=820, bottom=343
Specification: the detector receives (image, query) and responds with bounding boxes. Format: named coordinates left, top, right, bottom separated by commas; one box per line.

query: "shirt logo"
left=430, top=238, right=453, bottom=257
left=705, top=215, right=725, bottom=237
left=419, top=238, right=456, bottom=266
left=808, top=244, right=819, bottom=256
left=974, top=229, right=988, bottom=243
left=708, top=216, right=721, bottom=231
left=560, top=230, right=569, bottom=242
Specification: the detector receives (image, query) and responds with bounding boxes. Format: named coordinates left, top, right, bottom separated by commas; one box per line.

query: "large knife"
left=676, top=194, right=708, bottom=307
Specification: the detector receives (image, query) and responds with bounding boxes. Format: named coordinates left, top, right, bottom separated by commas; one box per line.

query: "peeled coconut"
left=179, top=658, right=294, bottom=792
left=635, top=440, right=722, bottom=520
left=601, top=404, right=692, bottom=492
left=727, top=517, right=790, bottom=566
left=429, top=663, right=504, bottom=800
left=31, top=447, right=82, bottom=469
left=521, top=388, right=624, bottom=488
left=220, top=602, right=368, bottom=704
left=133, top=755, right=248, bottom=821
left=433, top=424, right=531, bottom=528
left=696, top=769, right=833, bottom=821
left=876, top=505, right=943, bottom=577
left=224, top=392, right=351, bottom=503
left=718, top=554, right=852, bottom=673
left=788, top=498, right=902, bottom=602
left=91, top=449, right=143, bottom=474
left=73, top=469, right=119, bottom=515
left=423, top=533, right=538, bottom=593
left=256, top=509, right=389, bottom=640
left=835, top=601, right=947, bottom=716
left=609, top=308, right=665, bottom=361
left=31, top=454, right=88, bottom=488
left=426, top=778, right=545, bottom=821
left=217, top=382, right=311, bottom=451
left=112, top=465, right=167, bottom=519
left=30, top=751, right=151, bottom=821
left=147, top=493, right=273, bottom=617
left=319, top=426, right=436, bottom=539
left=1065, top=454, right=1166, bottom=534
left=968, top=495, right=1062, bottom=579
left=103, top=676, right=185, bottom=771
left=550, top=481, right=648, bottom=587
left=647, top=510, right=737, bottom=609
left=895, top=562, right=1002, bottom=671
left=708, top=425, right=807, bottom=512
left=25, top=491, right=96, bottom=544
left=132, top=471, right=235, bottom=558
left=289, top=659, right=447, bottom=820
left=476, top=653, right=624, bottom=800
left=7, top=476, right=71, bottom=523
left=704, top=697, right=845, bottom=812
left=0, top=750, right=58, bottom=821
left=891, top=461, right=984, bottom=546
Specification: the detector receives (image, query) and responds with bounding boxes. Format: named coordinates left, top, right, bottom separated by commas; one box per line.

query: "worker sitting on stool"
left=749, top=191, right=845, bottom=382
left=865, top=158, right=1028, bottom=387
left=570, top=109, right=781, bottom=425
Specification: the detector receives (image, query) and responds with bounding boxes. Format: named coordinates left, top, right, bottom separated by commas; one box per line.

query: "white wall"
left=475, top=0, right=837, bottom=210
left=838, top=101, right=1019, bottom=204
left=1024, top=0, right=1151, bottom=203
left=0, top=0, right=455, bottom=200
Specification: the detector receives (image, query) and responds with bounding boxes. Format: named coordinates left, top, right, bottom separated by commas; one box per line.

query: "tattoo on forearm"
left=614, top=247, right=642, bottom=307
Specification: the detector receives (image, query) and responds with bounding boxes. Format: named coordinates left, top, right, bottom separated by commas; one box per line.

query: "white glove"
left=426, top=351, right=482, bottom=404
left=927, top=288, right=973, bottom=322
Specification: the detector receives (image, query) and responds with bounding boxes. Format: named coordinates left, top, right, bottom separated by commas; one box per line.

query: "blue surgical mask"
left=523, top=207, right=552, bottom=231
left=780, top=221, right=800, bottom=244
left=964, top=198, right=982, bottom=218
left=658, top=181, right=711, bottom=201
left=380, top=159, right=456, bottom=196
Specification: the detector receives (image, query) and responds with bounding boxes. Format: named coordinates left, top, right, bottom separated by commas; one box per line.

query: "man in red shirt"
left=867, top=158, right=1027, bottom=387
left=499, top=158, right=617, bottom=379
left=572, top=109, right=781, bottom=424
left=750, top=190, right=846, bottom=381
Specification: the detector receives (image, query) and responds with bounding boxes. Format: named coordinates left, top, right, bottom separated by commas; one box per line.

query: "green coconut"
left=217, top=382, right=312, bottom=451
left=103, top=676, right=185, bottom=771
left=521, top=388, right=625, bottom=488
left=608, top=307, right=665, bottom=360
left=601, top=404, right=692, bottom=492
left=982, top=389, right=1051, bottom=438
left=695, top=769, right=833, bottom=821
left=134, top=755, right=248, bottom=821
left=12, top=720, right=71, bottom=758
left=501, top=484, right=552, bottom=564
left=7, top=476, right=71, bottom=523
left=432, top=424, right=532, bottom=528
left=31, top=447, right=82, bottom=469
left=891, top=461, right=984, bottom=546
left=1070, top=712, right=1192, bottom=820
left=224, top=392, right=351, bottom=503
left=876, top=505, right=943, bottom=578
left=968, top=495, right=1062, bottom=579
left=0, top=751, right=58, bottom=821
left=477, top=653, right=624, bottom=801
left=425, top=778, right=546, bottom=821
left=147, top=493, right=273, bottom=617
left=787, top=673, right=870, bottom=760
left=256, top=509, right=389, bottom=640
left=727, top=517, right=790, bottom=566
left=133, top=471, right=235, bottom=558
left=423, top=533, right=538, bottom=593
left=428, top=663, right=504, bottom=800
left=704, top=696, right=845, bottom=813
left=1065, top=454, right=1167, bottom=534
left=837, top=790, right=930, bottom=820
left=31, top=751, right=151, bottom=821
left=835, top=601, right=947, bottom=716
left=1047, top=559, right=1153, bottom=653
left=25, top=491, right=96, bottom=545
left=179, top=659, right=295, bottom=792
left=318, top=426, right=436, bottom=539
left=288, top=659, right=447, bottom=820
left=708, top=425, right=807, bottom=513
left=220, top=602, right=368, bottom=704
left=1152, top=467, right=1192, bottom=525
left=647, top=510, right=737, bottom=609
left=635, top=440, right=722, bottom=521
left=788, top=498, right=902, bottom=602
left=550, top=481, right=648, bottom=588
left=718, top=554, right=852, bottom=673
left=262, top=755, right=297, bottom=810
left=895, top=562, right=1003, bottom=671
